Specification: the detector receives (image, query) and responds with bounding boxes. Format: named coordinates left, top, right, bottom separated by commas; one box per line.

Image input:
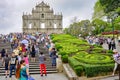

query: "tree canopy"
left=99, top=0, right=120, bottom=14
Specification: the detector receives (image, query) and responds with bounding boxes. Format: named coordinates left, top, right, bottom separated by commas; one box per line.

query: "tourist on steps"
left=39, top=52, right=47, bottom=76
left=17, top=53, right=22, bottom=65
left=19, top=60, right=29, bottom=80
left=9, top=52, right=18, bottom=79
left=50, top=48, right=58, bottom=67
left=30, top=44, right=36, bottom=62
left=1, top=48, right=6, bottom=63
left=23, top=54, right=29, bottom=69
left=3, top=54, right=10, bottom=78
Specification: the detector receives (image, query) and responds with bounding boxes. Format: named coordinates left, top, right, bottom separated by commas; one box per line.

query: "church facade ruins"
left=22, top=1, right=63, bottom=34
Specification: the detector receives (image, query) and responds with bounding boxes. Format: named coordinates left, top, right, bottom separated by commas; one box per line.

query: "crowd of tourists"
left=86, top=36, right=116, bottom=50
left=0, top=32, right=58, bottom=80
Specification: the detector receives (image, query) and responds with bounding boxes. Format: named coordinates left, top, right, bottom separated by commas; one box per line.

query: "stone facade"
left=22, top=1, right=63, bottom=34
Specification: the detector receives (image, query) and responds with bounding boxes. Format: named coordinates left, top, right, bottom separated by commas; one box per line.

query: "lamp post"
left=109, top=12, right=118, bottom=38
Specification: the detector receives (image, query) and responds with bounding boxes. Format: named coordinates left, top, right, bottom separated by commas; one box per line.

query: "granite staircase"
left=0, top=39, right=57, bottom=76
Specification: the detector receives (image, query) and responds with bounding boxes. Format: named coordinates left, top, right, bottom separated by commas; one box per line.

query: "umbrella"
left=21, top=39, right=28, bottom=44
left=30, top=36, right=36, bottom=40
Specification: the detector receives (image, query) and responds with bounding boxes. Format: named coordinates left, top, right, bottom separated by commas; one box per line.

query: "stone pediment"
left=37, top=1, right=49, bottom=7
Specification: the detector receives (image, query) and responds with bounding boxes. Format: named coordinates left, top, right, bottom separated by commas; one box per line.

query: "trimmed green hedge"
left=68, top=57, right=114, bottom=77
left=51, top=34, right=114, bottom=77
left=74, top=52, right=113, bottom=64
left=84, top=64, right=114, bottom=77
left=62, top=55, right=68, bottom=63
left=68, top=57, right=83, bottom=76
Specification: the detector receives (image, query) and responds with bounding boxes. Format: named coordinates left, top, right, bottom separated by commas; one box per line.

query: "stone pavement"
left=100, top=76, right=119, bottom=80
left=102, top=38, right=120, bottom=52
left=0, top=73, right=68, bottom=80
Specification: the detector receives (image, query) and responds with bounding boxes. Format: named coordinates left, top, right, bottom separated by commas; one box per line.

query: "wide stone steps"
left=0, top=39, right=57, bottom=76
left=0, top=71, right=58, bottom=76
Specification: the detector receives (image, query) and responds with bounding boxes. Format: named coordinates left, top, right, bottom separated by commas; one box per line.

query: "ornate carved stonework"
left=22, top=1, right=63, bottom=34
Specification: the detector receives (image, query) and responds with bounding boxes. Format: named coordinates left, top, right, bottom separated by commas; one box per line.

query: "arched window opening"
left=29, top=23, right=32, bottom=29
left=41, top=23, right=45, bottom=28
left=54, top=23, right=57, bottom=29
left=41, top=14, right=44, bottom=18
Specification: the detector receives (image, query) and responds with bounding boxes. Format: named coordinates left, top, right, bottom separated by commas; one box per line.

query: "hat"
left=113, top=49, right=118, bottom=53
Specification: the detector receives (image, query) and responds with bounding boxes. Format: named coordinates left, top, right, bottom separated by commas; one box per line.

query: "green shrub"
left=74, top=53, right=113, bottom=64
left=74, top=66, right=83, bottom=76
left=84, top=64, right=114, bottom=77
left=93, top=48, right=104, bottom=51
left=68, top=57, right=114, bottom=77
left=68, top=57, right=81, bottom=67
left=68, top=57, right=83, bottom=76
left=93, top=44, right=102, bottom=48
left=62, top=55, right=68, bottom=63
left=59, top=51, right=67, bottom=56
left=107, top=50, right=113, bottom=54
left=55, top=43, right=62, bottom=51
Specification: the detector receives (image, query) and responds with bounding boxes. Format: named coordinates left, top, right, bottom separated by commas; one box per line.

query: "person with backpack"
left=39, top=52, right=47, bottom=76
left=9, top=52, right=18, bottom=79
left=50, top=48, right=58, bottom=67
left=3, top=54, right=10, bottom=78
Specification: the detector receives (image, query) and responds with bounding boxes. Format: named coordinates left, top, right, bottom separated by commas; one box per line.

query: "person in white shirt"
left=107, top=37, right=112, bottom=50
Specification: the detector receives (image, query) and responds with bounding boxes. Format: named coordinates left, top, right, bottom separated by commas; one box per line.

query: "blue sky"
left=0, top=0, right=97, bottom=34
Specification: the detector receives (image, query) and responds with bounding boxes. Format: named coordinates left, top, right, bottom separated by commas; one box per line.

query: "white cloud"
left=0, top=0, right=97, bottom=34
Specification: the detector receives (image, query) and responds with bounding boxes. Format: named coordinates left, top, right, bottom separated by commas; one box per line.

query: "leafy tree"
left=114, top=16, right=120, bottom=30
left=92, top=19, right=108, bottom=34
left=92, top=0, right=105, bottom=20
left=64, top=20, right=92, bottom=37
left=99, top=0, right=120, bottom=14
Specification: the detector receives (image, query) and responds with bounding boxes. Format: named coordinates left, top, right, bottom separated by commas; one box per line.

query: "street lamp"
left=109, top=12, right=118, bottom=38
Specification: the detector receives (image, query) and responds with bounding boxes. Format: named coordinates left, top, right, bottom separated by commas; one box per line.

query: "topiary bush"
left=74, top=66, right=84, bottom=76
left=61, top=55, right=68, bottom=63
left=55, top=43, right=62, bottom=51
left=58, top=51, right=67, bottom=56
left=107, top=50, right=113, bottom=54
left=74, top=52, right=113, bottom=64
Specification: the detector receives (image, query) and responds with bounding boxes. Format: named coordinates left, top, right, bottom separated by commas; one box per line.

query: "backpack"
left=15, top=64, right=21, bottom=79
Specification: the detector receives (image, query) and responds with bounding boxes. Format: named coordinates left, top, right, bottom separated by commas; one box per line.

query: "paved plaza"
left=100, top=76, right=119, bottom=80
left=0, top=73, right=68, bottom=80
